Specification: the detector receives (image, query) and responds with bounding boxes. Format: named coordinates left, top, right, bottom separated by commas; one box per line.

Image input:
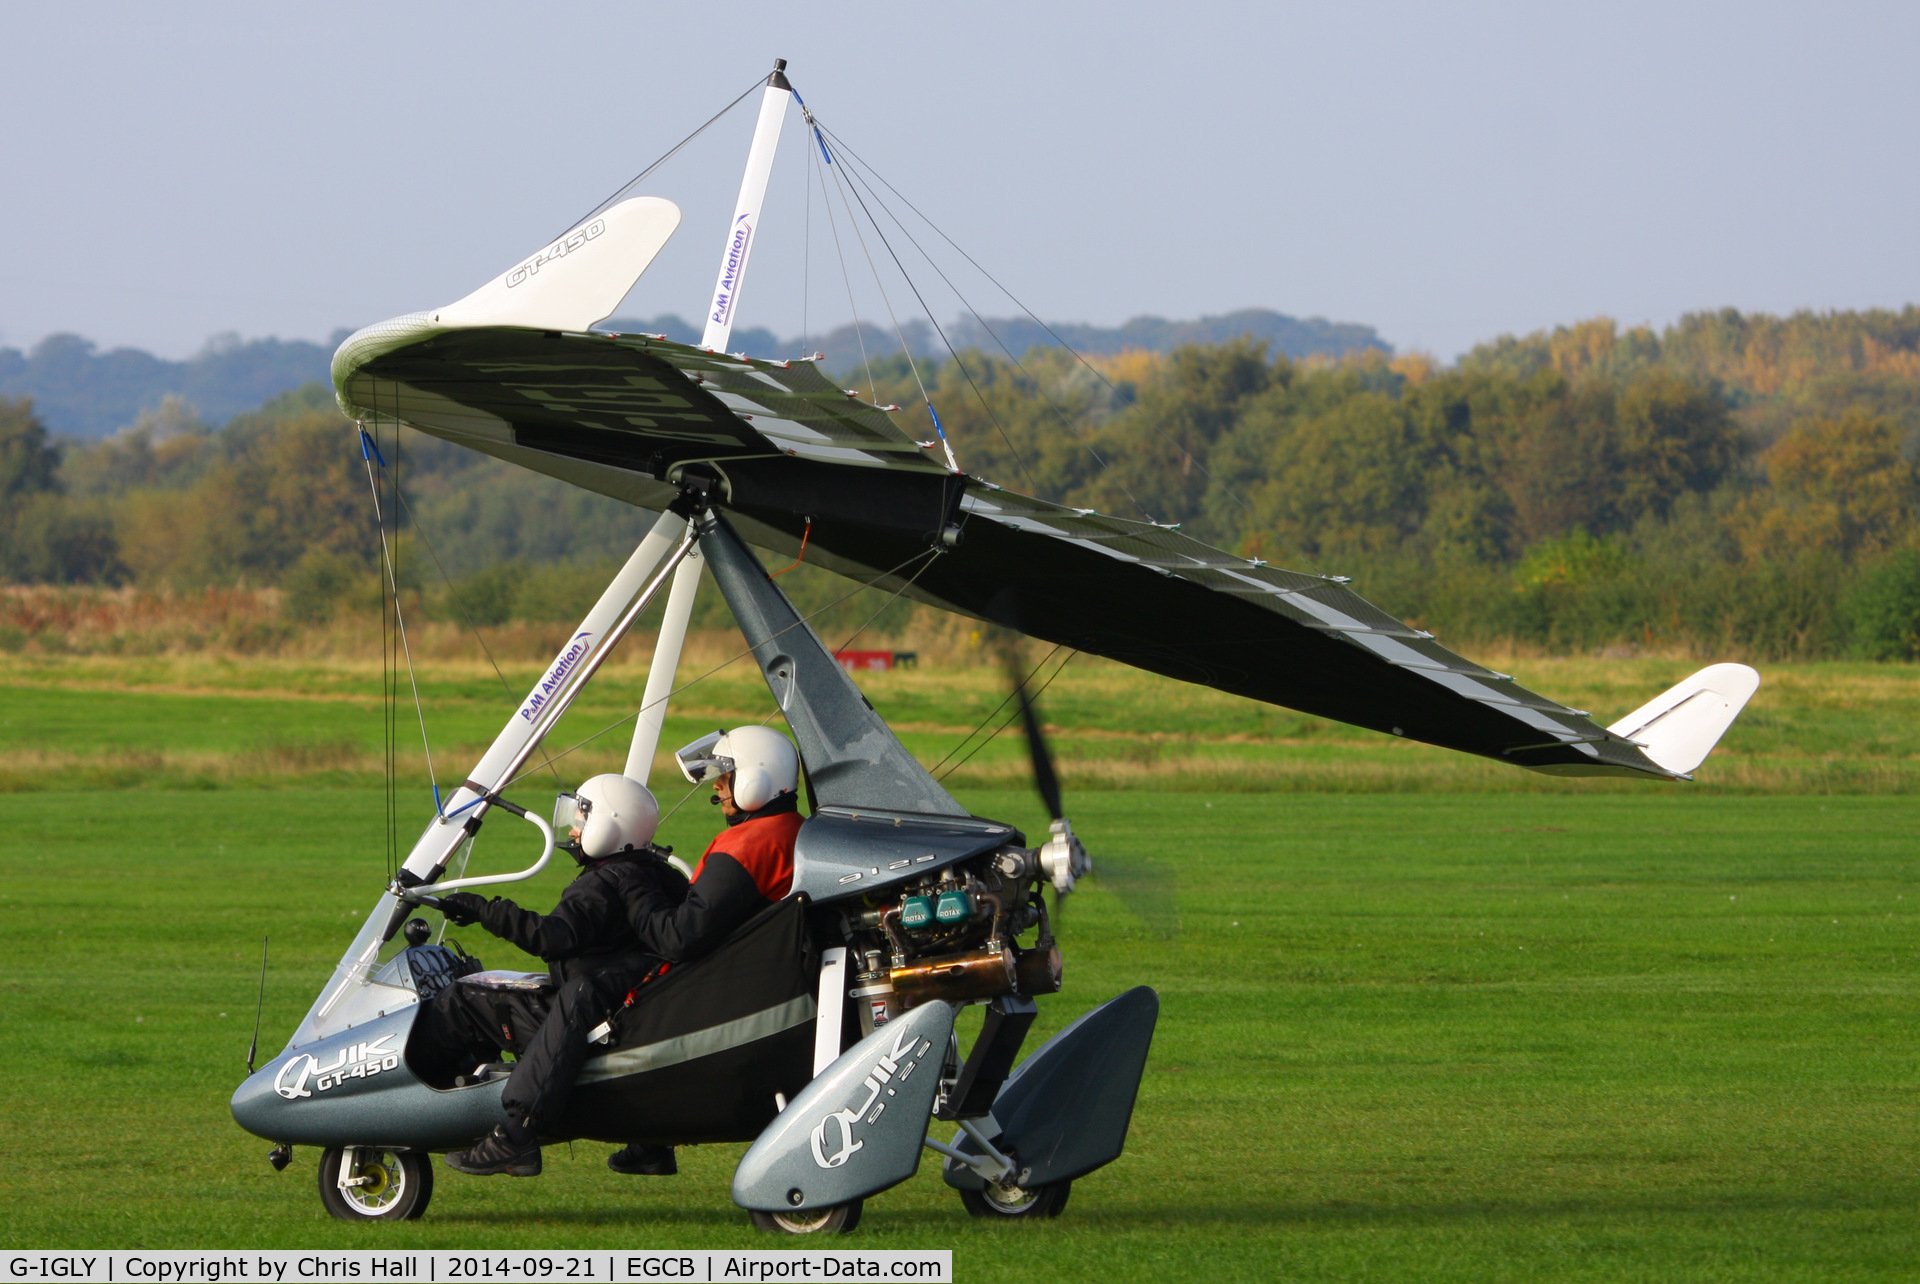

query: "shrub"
left=2, top=494, right=122, bottom=584
left=443, top=562, right=531, bottom=627
left=1845, top=550, right=1920, bottom=660
left=282, top=550, right=374, bottom=624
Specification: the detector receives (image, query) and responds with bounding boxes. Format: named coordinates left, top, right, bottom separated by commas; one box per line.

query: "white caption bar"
left=0, top=1253, right=952, bottom=1284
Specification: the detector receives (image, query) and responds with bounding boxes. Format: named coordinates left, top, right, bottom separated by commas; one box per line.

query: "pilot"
left=605, top=726, right=803, bottom=1178
left=418, top=773, right=687, bottom=1179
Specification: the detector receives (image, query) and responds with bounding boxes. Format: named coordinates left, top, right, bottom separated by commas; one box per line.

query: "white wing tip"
left=1606, top=662, right=1761, bottom=776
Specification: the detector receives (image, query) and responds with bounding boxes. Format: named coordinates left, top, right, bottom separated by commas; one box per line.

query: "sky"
left=2, top=1, right=1917, bottom=362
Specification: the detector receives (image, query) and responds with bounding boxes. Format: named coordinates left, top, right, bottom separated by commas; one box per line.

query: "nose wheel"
left=959, top=1178, right=1071, bottom=1219
left=318, top=1146, right=433, bottom=1220
left=749, top=1199, right=864, bottom=1234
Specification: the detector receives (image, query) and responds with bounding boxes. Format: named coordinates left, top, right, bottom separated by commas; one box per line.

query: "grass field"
left=2, top=649, right=1917, bottom=1279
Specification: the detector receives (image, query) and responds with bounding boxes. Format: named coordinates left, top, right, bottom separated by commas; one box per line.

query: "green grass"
left=2, top=787, right=1917, bottom=1278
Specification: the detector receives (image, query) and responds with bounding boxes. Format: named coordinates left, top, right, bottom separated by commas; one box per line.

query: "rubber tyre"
left=318, top=1147, right=434, bottom=1221
left=749, top=1199, right=864, bottom=1235
left=959, top=1178, right=1071, bottom=1219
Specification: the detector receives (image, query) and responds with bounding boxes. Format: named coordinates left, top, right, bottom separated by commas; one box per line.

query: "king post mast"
left=701, top=59, right=793, bottom=353
left=620, top=59, right=794, bottom=788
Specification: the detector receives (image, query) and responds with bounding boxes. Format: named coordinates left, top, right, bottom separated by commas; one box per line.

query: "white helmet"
left=675, top=725, right=799, bottom=812
left=558, top=774, right=661, bottom=858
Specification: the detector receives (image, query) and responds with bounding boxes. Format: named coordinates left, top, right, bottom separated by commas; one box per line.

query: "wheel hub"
left=983, top=1181, right=1038, bottom=1213
left=344, top=1154, right=401, bottom=1212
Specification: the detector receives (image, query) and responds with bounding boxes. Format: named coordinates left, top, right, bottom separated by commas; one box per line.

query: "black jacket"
left=471, top=847, right=688, bottom=985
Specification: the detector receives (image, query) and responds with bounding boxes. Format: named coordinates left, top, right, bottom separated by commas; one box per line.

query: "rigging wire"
left=926, top=644, right=1063, bottom=776
left=828, top=550, right=937, bottom=654
left=806, top=113, right=948, bottom=461
left=758, top=540, right=946, bottom=728
left=379, top=412, right=401, bottom=877
left=384, top=405, right=401, bottom=878
left=357, top=409, right=444, bottom=821
left=934, top=647, right=1078, bottom=783
left=370, top=417, right=396, bottom=881
left=390, top=483, right=564, bottom=784
left=654, top=778, right=711, bottom=827
left=808, top=112, right=1038, bottom=489
left=815, top=122, right=1323, bottom=572
left=824, top=134, right=1158, bottom=522
left=809, top=135, right=877, bottom=400
left=388, top=417, right=444, bottom=810
left=550, top=75, right=767, bottom=244
left=391, top=410, right=403, bottom=872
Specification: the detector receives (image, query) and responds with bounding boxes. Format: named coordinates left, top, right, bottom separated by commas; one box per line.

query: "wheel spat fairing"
left=943, top=986, right=1159, bottom=1191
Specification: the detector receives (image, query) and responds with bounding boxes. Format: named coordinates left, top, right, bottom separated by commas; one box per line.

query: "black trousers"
left=414, top=972, right=631, bottom=1129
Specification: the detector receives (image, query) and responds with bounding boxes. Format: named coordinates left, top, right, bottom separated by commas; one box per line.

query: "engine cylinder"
left=890, top=946, right=1017, bottom=1005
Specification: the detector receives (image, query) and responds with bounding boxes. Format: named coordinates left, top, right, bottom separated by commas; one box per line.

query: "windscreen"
left=283, top=836, right=475, bottom=1050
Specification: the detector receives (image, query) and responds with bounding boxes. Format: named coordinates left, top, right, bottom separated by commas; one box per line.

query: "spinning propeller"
left=1007, top=653, right=1178, bottom=937
left=1009, top=658, right=1089, bottom=903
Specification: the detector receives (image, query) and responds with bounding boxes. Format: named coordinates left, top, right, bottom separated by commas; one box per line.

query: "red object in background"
left=834, top=650, right=894, bottom=673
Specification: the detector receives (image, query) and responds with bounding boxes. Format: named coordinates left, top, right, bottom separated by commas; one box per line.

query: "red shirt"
left=693, top=810, right=801, bottom=901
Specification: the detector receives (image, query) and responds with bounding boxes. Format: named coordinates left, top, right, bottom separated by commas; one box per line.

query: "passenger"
left=631, top=725, right=803, bottom=958
left=417, top=774, right=686, bottom=1178
left=605, top=727, right=803, bottom=1177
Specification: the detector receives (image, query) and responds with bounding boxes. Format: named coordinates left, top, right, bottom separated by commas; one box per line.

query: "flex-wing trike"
left=231, top=483, right=1159, bottom=1232
left=231, top=59, right=1762, bottom=1232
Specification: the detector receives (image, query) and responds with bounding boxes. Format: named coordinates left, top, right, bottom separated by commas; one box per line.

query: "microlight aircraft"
left=229, top=61, right=1761, bottom=1231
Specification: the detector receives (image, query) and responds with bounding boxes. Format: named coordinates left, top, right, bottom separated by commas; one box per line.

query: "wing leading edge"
left=335, top=320, right=1678, bottom=779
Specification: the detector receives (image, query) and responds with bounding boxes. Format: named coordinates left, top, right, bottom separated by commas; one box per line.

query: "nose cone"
left=231, top=1058, right=291, bottom=1140
left=224, top=1008, right=498, bottom=1151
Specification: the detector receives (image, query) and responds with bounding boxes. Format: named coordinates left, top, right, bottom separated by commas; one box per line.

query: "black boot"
left=607, top=1143, right=677, bottom=1176
left=447, top=1121, right=542, bottom=1177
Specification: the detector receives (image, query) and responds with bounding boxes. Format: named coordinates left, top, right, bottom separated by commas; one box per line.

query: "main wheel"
left=750, top=1199, right=864, bottom=1235
left=317, top=1146, right=433, bottom=1221
left=960, top=1178, right=1071, bottom=1219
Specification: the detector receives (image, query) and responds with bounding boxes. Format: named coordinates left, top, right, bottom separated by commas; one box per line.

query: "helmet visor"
left=674, top=730, right=735, bottom=784
left=552, top=791, right=592, bottom=833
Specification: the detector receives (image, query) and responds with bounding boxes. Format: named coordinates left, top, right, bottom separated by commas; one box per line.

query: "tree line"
left=5, top=305, right=1920, bottom=659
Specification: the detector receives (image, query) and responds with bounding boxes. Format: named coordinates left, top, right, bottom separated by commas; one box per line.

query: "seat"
left=561, top=898, right=819, bottom=1145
